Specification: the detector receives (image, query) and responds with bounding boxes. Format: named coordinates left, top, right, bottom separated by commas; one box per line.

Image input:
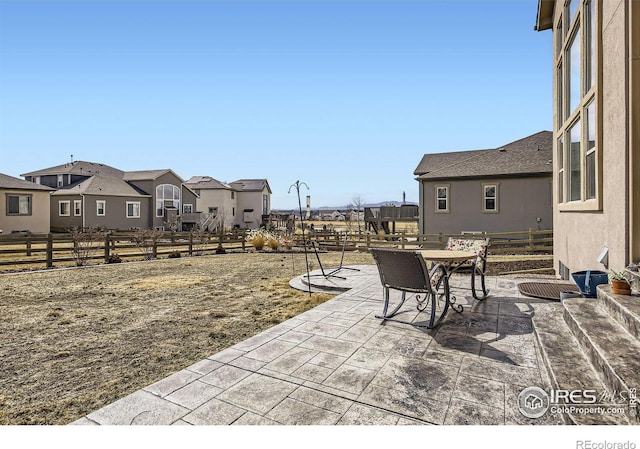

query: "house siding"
left=0, top=189, right=51, bottom=234
left=420, top=176, right=552, bottom=235
left=236, top=187, right=269, bottom=229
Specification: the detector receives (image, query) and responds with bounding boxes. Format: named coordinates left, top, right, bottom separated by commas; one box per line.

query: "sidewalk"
left=72, top=265, right=562, bottom=425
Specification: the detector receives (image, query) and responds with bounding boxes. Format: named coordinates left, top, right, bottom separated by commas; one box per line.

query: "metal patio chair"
left=444, top=237, right=490, bottom=300
left=369, top=248, right=451, bottom=329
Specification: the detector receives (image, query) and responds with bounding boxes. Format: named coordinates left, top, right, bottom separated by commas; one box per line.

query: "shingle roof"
left=21, top=161, right=124, bottom=178
left=231, top=179, right=272, bottom=193
left=123, top=169, right=174, bottom=182
left=184, top=176, right=232, bottom=190
left=414, top=131, right=553, bottom=180
left=52, top=174, right=150, bottom=197
left=0, top=173, right=55, bottom=191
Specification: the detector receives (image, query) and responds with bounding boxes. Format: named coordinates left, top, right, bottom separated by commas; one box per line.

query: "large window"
left=156, top=184, right=181, bottom=217
left=555, top=0, right=599, bottom=209
left=435, top=185, right=449, bottom=213
left=6, top=194, right=32, bottom=215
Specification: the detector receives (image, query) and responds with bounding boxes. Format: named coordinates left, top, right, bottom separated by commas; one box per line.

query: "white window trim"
left=482, top=182, right=499, bottom=213
left=96, top=200, right=106, bottom=217
left=59, top=200, right=70, bottom=217
left=73, top=200, right=82, bottom=216
left=434, top=184, right=450, bottom=214
left=126, top=201, right=141, bottom=218
left=183, top=204, right=193, bottom=214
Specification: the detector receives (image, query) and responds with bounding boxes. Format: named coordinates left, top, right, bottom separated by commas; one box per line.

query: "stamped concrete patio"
left=73, top=265, right=564, bottom=426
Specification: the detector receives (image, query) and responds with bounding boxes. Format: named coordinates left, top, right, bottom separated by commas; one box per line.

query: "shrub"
left=168, top=250, right=182, bottom=259
left=107, top=253, right=122, bottom=264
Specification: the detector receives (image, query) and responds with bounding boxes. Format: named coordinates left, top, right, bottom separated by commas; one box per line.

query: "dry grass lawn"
left=0, top=249, right=552, bottom=425
left=0, top=250, right=375, bottom=425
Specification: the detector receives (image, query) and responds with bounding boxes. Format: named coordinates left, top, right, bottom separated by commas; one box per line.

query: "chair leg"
left=427, top=273, right=450, bottom=328
left=471, top=266, right=489, bottom=300
left=376, top=287, right=407, bottom=320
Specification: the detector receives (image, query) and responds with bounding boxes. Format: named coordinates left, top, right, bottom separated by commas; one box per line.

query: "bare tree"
left=69, top=227, right=106, bottom=266
left=351, top=194, right=365, bottom=234
left=132, top=229, right=164, bottom=260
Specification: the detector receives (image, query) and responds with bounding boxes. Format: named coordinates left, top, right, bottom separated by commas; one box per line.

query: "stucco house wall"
left=538, top=0, right=640, bottom=275
left=0, top=176, right=52, bottom=234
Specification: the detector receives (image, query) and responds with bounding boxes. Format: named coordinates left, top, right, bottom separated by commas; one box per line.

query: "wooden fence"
left=0, top=228, right=552, bottom=270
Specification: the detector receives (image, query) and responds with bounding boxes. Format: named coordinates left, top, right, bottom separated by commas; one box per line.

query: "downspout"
left=81, top=194, right=86, bottom=229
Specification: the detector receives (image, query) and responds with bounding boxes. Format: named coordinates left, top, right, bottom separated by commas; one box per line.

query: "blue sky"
left=0, top=0, right=552, bottom=210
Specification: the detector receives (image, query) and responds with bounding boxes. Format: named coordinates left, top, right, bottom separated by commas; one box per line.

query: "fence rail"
left=0, top=228, right=552, bottom=271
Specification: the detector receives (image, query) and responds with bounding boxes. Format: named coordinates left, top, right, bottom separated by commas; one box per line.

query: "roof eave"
left=535, top=0, right=555, bottom=31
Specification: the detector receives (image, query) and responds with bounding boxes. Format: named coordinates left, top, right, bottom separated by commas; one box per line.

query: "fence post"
left=401, top=231, right=406, bottom=250
left=188, top=231, right=193, bottom=256
left=26, top=231, right=32, bottom=256
left=153, top=241, right=158, bottom=259
left=529, top=228, right=534, bottom=253
left=241, top=231, right=246, bottom=251
left=366, top=234, right=371, bottom=249
left=438, top=233, right=443, bottom=248
left=46, top=234, right=53, bottom=268
left=104, top=234, right=110, bottom=263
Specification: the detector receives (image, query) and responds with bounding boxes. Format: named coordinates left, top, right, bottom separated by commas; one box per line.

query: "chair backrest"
left=445, top=237, right=490, bottom=264
left=369, top=248, right=432, bottom=293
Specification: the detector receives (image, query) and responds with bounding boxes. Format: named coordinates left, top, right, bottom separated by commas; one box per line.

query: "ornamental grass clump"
left=246, top=229, right=267, bottom=251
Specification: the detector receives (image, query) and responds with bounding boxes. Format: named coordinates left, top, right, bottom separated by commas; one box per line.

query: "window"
left=156, top=184, right=181, bottom=217
left=232, top=207, right=235, bottom=217
left=231, top=191, right=235, bottom=199
left=96, top=200, right=106, bottom=216
left=74, top=200, right=82, bottom=216
left=482, top=183, right=499, bottom=213
left=183, top=204, right=193, bottom=214
left=262, top=194, right=269, bottom=215
left=6, top=194, right=32, bottom=215
left=209, top=207, right=218, bottom=216
left=59, top=201, right=70, bottom=216
left=435, top=185, right=449, bottom=213
left=555, top=0, right=599, bottom=209
left=126, top=201, right=140, bottom=218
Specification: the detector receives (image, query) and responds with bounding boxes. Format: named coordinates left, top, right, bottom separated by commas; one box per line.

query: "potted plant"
left=609, top=271, right=631, bottom=295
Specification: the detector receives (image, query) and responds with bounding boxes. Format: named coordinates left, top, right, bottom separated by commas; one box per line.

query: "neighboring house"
left=123, top=170, right=198, bottom=231
left=185, top=177, right=272, bottom=230
left=0, top=173, right=54, bottom=234
left=21, top=161, right=197, bottom=232
left=183, top=176, right=238, bottom=230
left=230, top=179, right=272, bottom=229
left=414, top=131, right=553, bottom=235
left=535, top=0, right=639, bottom=276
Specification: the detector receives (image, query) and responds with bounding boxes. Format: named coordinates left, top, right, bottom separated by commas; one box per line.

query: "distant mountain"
left=272, top=201, right=418, bottom=213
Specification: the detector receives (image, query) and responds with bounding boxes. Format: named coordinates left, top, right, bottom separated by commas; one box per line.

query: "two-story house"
left=21, top=161, right=197, bottom=232
left=184, top=177, right=272, bottom=230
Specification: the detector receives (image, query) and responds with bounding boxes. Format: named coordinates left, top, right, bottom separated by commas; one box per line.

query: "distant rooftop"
left=184, top=176, right=232, bottom=190
left=21, top=161, right=124, bottom=178
left=0, top=173, right=55, bottom=191
left=230, top=179, right=272, bottom=194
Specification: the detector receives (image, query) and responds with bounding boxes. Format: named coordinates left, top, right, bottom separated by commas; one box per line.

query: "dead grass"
left=0, top=250, right=374, bottom=425
left=0, top=249, right=552, bottom=425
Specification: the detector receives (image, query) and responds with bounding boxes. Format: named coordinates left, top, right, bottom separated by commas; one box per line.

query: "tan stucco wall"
left=235, top=189, right=270, bottom=229
left=552, top=0, right=633, bottom=274
left=0, top=189, right=51, bottom=234
left=194, top=188, right=237, bottom=228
